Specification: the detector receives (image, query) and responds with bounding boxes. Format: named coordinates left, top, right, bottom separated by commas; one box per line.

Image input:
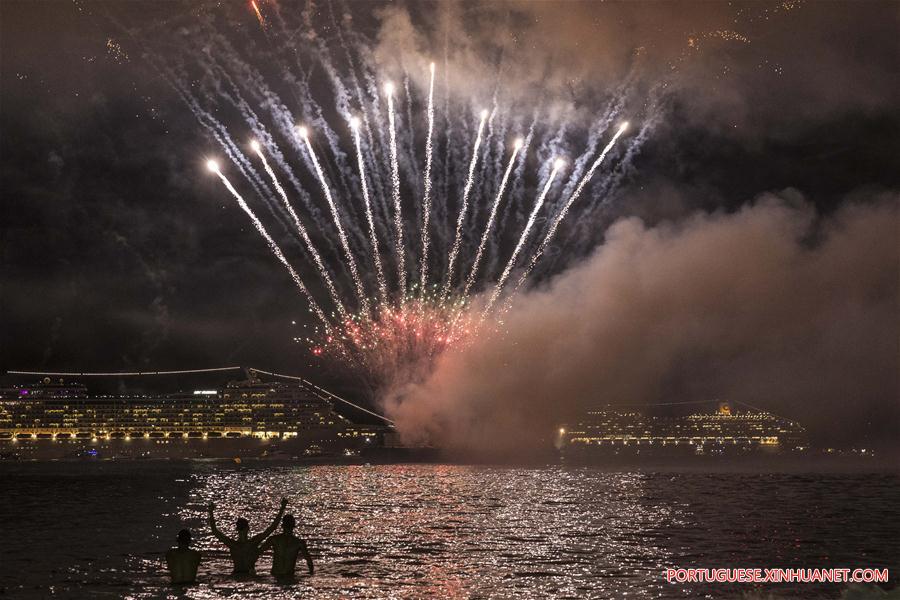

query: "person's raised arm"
left=207, top=503, right=230, bottom=544
left=252, top=497, right=287, bottom=544
left=301, top=539, right=314, bottom=575
left=258, top=537, right=274, bottom=555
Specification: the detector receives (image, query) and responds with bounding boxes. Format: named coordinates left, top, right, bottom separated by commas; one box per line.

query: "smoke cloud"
left=384, top=191, right=899, bottom=453
left=370, top=1, right=898, bottom=135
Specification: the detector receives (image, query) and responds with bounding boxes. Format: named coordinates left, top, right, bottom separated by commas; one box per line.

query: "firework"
left=350, top=117, right=389, bottom=305
left=298, top=126, right=370, bottom=316
left=510, top=122, right=629, bottom=299
left=484, top=157, right=565, bottom=315
left=443, top=109, right=489, bottom=298
left=206, top=160, right=331, bottom=331
left=208, top=110, right=632, bottom=389
left=385, top=82, right=406, bottom=298
left=250, top=0, right=264, bottom=27
left=419, top=62, right=436, bottom=290
left=463, top=137, right=523, bottom=297
left=250, top=139, right=348, bottom=321
left=195, top=33, right=641, bottom=392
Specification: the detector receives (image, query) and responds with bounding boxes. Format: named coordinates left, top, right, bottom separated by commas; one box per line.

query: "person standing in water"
left=208, top=497, right=287, bottom=575
left=259, top=513, right=314, bottom=578
left=165, top=529, right=201, bottom=584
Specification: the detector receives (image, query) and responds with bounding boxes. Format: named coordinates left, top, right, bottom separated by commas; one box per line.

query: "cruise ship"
left=560, top=402, right=809, bottom=459
left=0, top=370, right=391, bottom=460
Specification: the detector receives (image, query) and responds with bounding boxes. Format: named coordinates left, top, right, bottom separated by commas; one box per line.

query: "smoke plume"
left=384, top=191, right=899, bottom=453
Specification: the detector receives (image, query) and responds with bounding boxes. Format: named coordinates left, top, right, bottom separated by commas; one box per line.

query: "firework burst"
left=158, top=10, right=646, bottom=394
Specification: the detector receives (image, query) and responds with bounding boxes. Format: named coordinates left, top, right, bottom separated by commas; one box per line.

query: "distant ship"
left=559, top=402, right=809, bottom=459
left=0, top=370, right=393, bottom=460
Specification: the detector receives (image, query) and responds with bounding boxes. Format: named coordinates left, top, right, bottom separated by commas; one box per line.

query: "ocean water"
left=0, top=461, right=897, bottom=599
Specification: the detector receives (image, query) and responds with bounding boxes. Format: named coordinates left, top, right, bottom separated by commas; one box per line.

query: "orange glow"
left=250, top=0, right=264, bottom=26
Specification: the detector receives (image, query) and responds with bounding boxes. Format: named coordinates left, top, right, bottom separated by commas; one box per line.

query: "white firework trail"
left=362, top=70, right=394, bottom=229
left=296, top=6, right=358, bottom=207
left=560, top=65, right=640, bottom=206
left=334, top=20, right=391, bottom=235
left=481, top=103, right=500, bottom=196
left=154, top=8, right=650, bottom=388
left=298, top=126, right=371, bottom=316
left=463, top=138, right=522, bottom=297
left=483, top=157, right=563, bottom=316
left=403, top=75, right=421, bottom=187
left=207, top=160, right=331, bottom=331
left=493, top=115, right=537, bottom=268
left=581, top=106, right=660, bottom=218
left=349, top=118, right=388, bottom=305
left=509, top=122, right=629, bottom=301
left=199, top=47, right=338, bottom=241
left=337, top=36, right=390, bottom=238
left=487, top=107, right=511, bottom=225
left=436, top=52, right=453, bottom=250
left=250, top=139, right=348, bottom=321
left=536, top=121, right=569, bottom=185
left=443, top=109, right=489, bottom=298
left=419, top=62, right=436, bottom=290
left=385, top=82, right=406, bottom=299
left=161, top=67, right=291, bottom=233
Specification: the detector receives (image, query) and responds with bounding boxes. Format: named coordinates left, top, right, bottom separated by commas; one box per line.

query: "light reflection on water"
left=0, top=462, right=897, bottom=599
left=175, top=466, right=675, bottom=599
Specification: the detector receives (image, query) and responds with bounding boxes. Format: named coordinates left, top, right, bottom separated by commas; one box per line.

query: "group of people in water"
left=165, top=497, right=314, bottom=584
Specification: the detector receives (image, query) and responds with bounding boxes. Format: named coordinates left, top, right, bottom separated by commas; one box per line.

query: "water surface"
left=0, top=461, right=897, bottom=598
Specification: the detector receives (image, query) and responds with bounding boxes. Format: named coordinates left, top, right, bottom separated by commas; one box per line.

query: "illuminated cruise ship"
left=560, top=402, right=809, bottom=457
left=0, top=371, right=389, bottom=459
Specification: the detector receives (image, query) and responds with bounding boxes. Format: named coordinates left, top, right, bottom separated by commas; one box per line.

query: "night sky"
left=1, top=1, right=897, bottom=446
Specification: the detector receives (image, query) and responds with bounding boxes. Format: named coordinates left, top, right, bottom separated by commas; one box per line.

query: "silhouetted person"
left=208, top=497, right=287, bottom=575
left=165, top=529, right=201, bottom=584
left=259, top=513, right=314, bottom=578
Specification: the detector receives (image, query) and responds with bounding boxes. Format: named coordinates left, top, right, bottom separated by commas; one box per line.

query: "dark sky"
left=1, top=1, right=897, bottom=441
left=2, top=2, right=325, bottom=390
